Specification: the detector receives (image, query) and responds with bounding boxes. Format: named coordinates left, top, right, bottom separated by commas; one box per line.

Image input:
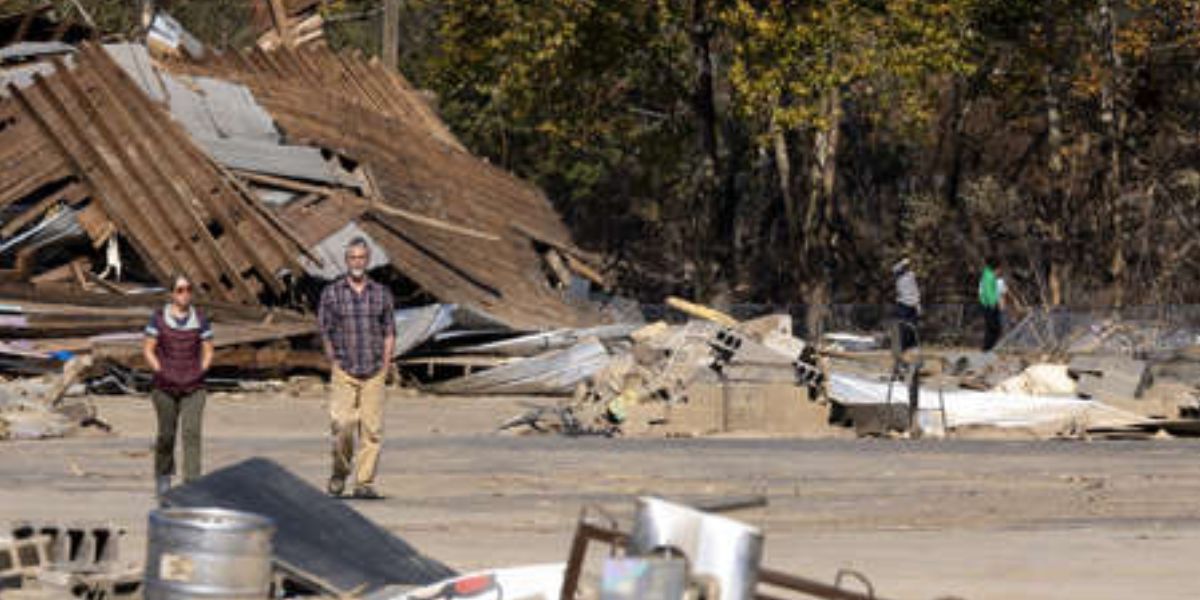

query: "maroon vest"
left=152, top=310, right=206, bottom=394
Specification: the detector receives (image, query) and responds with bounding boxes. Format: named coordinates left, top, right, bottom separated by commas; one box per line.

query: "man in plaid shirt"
left=318, top=237, right=395, bottom=499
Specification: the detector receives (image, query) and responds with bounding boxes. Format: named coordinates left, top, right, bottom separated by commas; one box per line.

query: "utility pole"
left=382, top=0, right=401, bottom=69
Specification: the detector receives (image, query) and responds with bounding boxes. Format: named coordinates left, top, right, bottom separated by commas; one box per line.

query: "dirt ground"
left=4, top=389, right=1200, bottom=600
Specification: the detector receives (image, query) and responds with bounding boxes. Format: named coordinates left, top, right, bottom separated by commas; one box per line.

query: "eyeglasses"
left=173, top=286, right=192, bottom=294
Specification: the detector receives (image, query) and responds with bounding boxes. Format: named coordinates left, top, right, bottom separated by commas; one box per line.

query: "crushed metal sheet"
left=431, top=337, right=610, bottom=395
left=0, top=41, right=75, bottom=63
left=828, top=373, right=1144, bottom=431
left=445, top=324, right=640, bottom=357
left=393, top=304, right=457, bottom=357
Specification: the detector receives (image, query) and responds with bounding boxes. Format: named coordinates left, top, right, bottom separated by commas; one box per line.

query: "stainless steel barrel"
left=144, top=508, right=274, bottom=600
left=629, top=497, right=763, bottom=600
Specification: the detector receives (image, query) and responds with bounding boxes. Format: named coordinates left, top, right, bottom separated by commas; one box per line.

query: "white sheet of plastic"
left=829, top=373, right=1141, bottom=430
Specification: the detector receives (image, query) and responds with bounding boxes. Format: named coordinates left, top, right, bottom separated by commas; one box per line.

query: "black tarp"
left=163, top=457, right=456, bottom=594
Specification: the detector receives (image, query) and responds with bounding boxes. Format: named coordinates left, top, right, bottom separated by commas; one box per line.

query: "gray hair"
left=345, top=236, right=371, bottom=256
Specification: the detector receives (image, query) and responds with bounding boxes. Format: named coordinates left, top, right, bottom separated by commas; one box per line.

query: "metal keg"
left=144, top=508, right=274, bottom=600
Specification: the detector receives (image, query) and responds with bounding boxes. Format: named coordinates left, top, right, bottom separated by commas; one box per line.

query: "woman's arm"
left=201, top=340, right=214, bottom=372
left=143, top=337, right=161, bottom=372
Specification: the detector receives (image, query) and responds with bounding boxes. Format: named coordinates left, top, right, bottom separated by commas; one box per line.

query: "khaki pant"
left=329, top=365, right=385, bottom=486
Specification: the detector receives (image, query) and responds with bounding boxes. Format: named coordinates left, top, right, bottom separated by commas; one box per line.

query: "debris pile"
left=0, top=6, right=624, bottom=429
left=7, top=458, right=911, bottom=600
left=493, top=299, right=826, bottom=437
left=824, top=311, right=1200, bottom=439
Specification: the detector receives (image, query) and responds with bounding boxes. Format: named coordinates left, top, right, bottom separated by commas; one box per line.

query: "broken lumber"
left=665, top=296, right=738, bottom=327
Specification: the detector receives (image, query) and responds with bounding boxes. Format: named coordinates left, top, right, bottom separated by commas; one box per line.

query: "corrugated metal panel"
left=0, top=41, right=74, bottom=63
left=429, top=338, right=611, bottom=395
left=105, top=43, right=356, bottom=188
left=198, top=137, right=359, bottom=187
left=102, top=44, right=165, bottom=102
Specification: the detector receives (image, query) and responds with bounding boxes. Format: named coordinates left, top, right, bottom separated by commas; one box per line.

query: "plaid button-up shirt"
left=318, top=277, right=396, bottom=378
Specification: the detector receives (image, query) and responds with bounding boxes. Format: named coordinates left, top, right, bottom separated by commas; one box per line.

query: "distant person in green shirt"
left=979, top=260, right=1007, bottom=351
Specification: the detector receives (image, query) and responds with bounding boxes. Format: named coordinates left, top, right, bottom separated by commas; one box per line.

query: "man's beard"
left=350, top=268, right=366, bottom=278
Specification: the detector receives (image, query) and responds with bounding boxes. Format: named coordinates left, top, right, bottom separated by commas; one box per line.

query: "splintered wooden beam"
left=367, top=203, right=501, bottom=242
left=0, top=181, right=87, bottom=238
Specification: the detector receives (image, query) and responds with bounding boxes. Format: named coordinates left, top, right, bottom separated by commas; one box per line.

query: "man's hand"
left=322, top=338, right=336, bottom=366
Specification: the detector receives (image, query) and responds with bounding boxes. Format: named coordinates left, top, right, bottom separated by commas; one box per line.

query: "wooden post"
left=382, top=0, right=401, bottom=69
left=268, top=0, right=292, bottom=47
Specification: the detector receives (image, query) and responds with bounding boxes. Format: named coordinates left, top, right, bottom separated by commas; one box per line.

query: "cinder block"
left=664, top=382, right=829, bottom=435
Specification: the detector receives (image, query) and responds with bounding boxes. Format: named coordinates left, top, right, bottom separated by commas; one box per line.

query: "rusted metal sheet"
left=1, top=43, right=306, bottom=305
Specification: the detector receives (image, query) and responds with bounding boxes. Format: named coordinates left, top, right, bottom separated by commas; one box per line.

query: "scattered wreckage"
left=0, top=4, right=624, bottom=437
left=1, top=458, right=919, bottom=600
left=2, top=4, right=1200, bottom=447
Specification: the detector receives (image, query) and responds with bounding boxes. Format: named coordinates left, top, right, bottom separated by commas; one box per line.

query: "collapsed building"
left=2, top=5, right=1196, bottom=445
left=0, top=15, right=620, bottom=370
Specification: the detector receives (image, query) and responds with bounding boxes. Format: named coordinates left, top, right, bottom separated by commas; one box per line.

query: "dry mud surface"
left=3, top=390, right=1200, bottom=599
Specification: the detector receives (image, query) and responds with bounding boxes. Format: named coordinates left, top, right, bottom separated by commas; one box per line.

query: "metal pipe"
left=757, top=567, right=894, bottom=600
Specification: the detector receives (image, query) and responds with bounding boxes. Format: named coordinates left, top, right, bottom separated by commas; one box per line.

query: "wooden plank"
left=74, top=200, right=114, bottom=247
left=234, top=169, right=337, bottom=195
left=366, top=204, right=501, bottom=242
left=274, top=192, right=366, bottom=246
left=84, top=270, right=127, bottom=295
left=46, top=59, right=242, bottom=302
left=9, top=77, right=178, bottom=287
left=68, top=51, right=255, bottom=283
left=563, top=253, right=609, bottom=289
left=0, top=181, right=86, bottom=238
left=381, top=0, right=400, bottom=70
left=29, top=257, right=89, bottom=285
left=69, top=52, right=258, bottom=300
left=12, top=6, right=41, bottom=42
left=32, top=66, right=209, bottom=290
left=80, top=45, right=301, bottom=298
left=0, top=145, right=71, bottom=209
left=267, top=0, right=293, bottom=46
left=218, top=162, right=323, bottom=264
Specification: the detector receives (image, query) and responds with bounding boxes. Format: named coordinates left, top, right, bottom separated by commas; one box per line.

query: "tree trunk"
left=773, top=116, right=797, bottom=244
left=1043, top=1, right=1066, bottom=306
left=1098, top=0, right=1125, bottom=306
left=804, top=87, right=842, bottom=253
left=382, top=0, right=402, bottom=69
left=689, top=0, right=730, bottom=300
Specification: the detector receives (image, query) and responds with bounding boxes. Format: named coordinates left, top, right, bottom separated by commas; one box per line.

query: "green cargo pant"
left=151, top=389, right=206, bottom=481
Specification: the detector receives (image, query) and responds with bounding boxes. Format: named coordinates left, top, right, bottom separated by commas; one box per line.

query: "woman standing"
left=143, top=275, right=214, bottom=497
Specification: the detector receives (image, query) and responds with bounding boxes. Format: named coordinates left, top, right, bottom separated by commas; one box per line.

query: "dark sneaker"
left=327, top=477, right=345, bottom=497
left=352, top=485, right=384, bottom=500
